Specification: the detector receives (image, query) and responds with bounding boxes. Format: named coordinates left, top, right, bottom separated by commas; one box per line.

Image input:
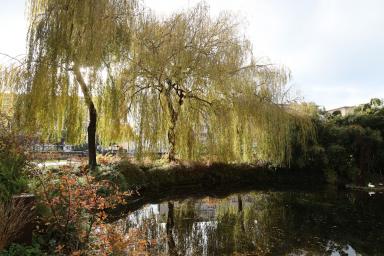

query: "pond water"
left=113, top=188, right=384, bottom=255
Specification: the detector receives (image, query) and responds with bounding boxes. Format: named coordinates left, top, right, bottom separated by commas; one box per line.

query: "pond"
left=112, top=188, right=384, bottom=255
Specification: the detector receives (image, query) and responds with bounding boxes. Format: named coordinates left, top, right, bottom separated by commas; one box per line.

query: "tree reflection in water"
left=120, top=190, right=384, bottom=255
left=166, top=201, right=177, bottom=255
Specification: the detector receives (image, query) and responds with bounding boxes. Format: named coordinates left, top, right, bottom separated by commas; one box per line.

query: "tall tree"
left=18, top=0, right=137, bottom=170
left=125, top=4, right=313, bottom=164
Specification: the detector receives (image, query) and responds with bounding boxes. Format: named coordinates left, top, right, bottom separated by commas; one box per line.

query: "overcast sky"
left=1, top=0, right=383, bottom=109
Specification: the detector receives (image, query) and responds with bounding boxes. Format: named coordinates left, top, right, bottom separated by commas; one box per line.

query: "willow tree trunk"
left=73, top=65, right=97, bottom=171
left=88, top=103, right=97, bottom=171
left=165, top=92, right=179, bottom=162
left=168, top=120, right=177, bottom=162
left=238, top=194, right=245, bottom=232
left=166, top=201, right=177, bottom=254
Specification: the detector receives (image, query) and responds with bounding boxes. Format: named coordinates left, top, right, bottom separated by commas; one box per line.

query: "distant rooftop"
left=327, top=106, right=356, bottom=116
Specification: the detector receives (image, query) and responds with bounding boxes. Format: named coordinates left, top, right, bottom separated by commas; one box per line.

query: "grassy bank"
left=97, top=160, right=327, bottom=196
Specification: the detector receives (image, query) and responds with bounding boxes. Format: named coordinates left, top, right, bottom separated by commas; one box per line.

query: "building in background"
left=327, top=106, right=356, bottom=117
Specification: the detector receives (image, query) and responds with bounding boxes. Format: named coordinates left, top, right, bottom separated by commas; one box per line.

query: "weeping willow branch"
left=3, top=0, right=314, bottom=167
left=123, top=3, right=315, bottom=164
left=10, top=0, right=139, bottom=170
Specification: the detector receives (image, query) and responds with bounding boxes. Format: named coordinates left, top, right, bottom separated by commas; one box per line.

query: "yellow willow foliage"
left=10, top=64, right=84, bottom=143
left=96, top=72, right=136, bottom=145
left=127, top=84, right=314, bottom=165
left=129, top=91, right=169, bottom=158
left=0, top=66, right=7, bottom=113
left=6, top=0, right=314, bottom=165
left=123, top=3, right=315, bottom=165
left=27, top=0, right=136, bottom=67
left=0, top=65, right=24, bottom=123
left=11, top=0, right=138, bottom=144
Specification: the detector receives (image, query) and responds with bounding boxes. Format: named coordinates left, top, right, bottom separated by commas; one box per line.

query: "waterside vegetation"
left=0, top=0, right=383, bottom=255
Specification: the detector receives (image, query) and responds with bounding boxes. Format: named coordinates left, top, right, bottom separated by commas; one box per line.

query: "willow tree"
left=125, top=4, right=314, bottom=164
left=19, top=0, right=137, bottom=170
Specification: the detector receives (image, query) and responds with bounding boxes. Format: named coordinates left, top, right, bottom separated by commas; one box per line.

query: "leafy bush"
left=0, top=243, right=44, bottom=256
left=307, top=100, right=384, bottom=184
left=117, top=160, right=146, bottom=189
left=34, top=167, right=131, bottom=255
left=0, top=116, right=30, bottom=202
left=94, top=164, right=130, bottom=192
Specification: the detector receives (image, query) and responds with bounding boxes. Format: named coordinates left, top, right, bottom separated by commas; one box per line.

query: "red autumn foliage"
left=34, top=166, right=131, bottom=255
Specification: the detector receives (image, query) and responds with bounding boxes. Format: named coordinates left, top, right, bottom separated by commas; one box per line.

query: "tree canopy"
left=3, top=1, right=314, bottom=166
left=123, top=4, right=314, bottom=164
left=13, top=0, right=138, bottom=169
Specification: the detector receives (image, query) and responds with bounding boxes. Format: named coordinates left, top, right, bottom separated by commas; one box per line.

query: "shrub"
left=34, top=167, right=131, bottom=255
left=0, top=115, right=30, bottom=202
left=117, top=160, right=146, bottom=189
left=0, top=200, right=35, bottom=250
left=96, top=154, right=120, bottom=166
left=324, top=168, right=338, bottom=184
left=94, top=164, right=129, bottom=192
left=0, top=243, right=44, bottom=256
